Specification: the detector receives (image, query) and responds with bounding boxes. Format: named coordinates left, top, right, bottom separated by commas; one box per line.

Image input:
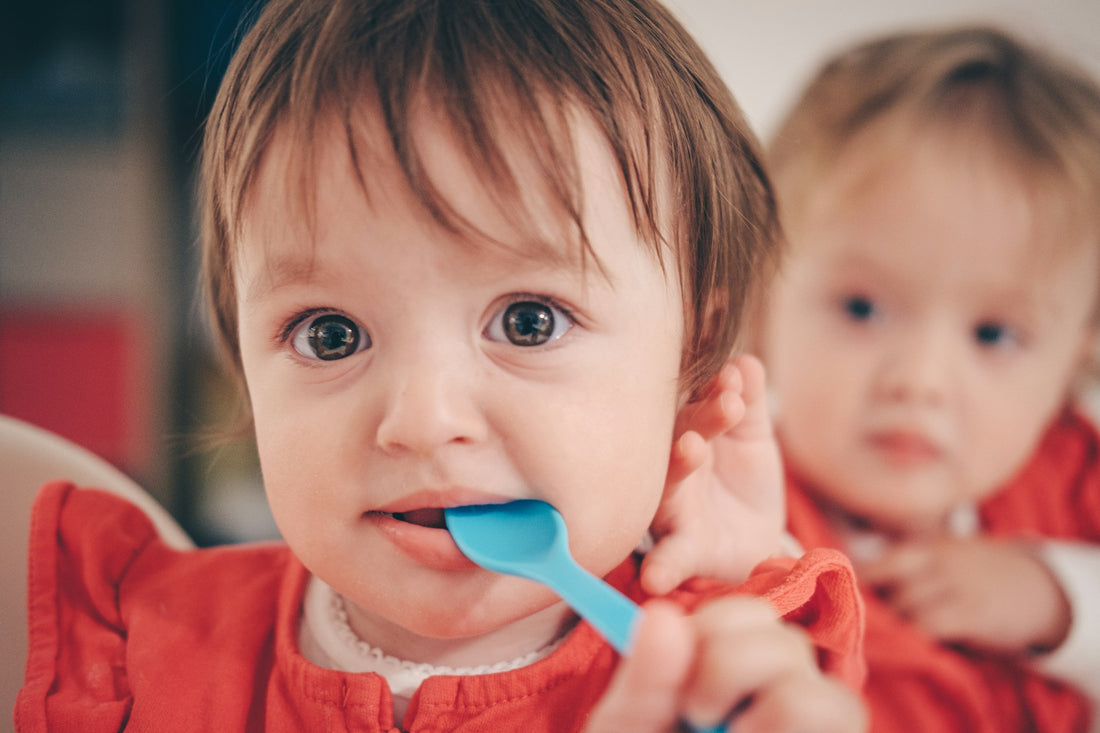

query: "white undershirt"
left=297, top=576, right=566, bottom=723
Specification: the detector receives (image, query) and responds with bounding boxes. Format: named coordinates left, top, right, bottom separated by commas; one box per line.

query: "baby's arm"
left=583, top=597, right=866, bottom=732
left=861, top=536, right=1100, bottom=716
left=1021, top=541, right=1100, bottom=712
left=642, top=355, right=787, bottom=595
left=859, top=536, right=1071, bottom=655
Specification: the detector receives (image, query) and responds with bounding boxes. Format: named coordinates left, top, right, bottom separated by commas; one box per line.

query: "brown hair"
left=201, top=0, right=779, bottom=399
left=768, top=25, right=1100, bottom=261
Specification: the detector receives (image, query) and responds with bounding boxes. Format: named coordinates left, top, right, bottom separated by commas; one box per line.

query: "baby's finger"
left=735, top=672, right=868, bottom=733
left=677, top=361, right=744, bottom=441
left=858, top=543, right=932, bottom=587
left=885, top=573, right=952, bottom=621
left=640, top=533, right=699, bottom=595
left=902, top=594, right=975, bottom=643
left=583, top=602, right=693, bottom=733
left=681, top=597, right=814, bottom=727
left=725, top=355, right=771, bottom=441
left=666, top=429, right=709, bottom=486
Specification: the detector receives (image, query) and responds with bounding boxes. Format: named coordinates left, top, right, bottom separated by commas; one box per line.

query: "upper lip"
left=371, top=488, right=514, bottom=514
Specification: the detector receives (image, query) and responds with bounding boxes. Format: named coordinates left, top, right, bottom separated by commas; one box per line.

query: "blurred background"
left=1, top=0, right=1098, bottom=547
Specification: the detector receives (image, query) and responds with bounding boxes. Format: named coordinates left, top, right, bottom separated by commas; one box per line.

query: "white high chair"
left=0, top=414, right=193, bottom=731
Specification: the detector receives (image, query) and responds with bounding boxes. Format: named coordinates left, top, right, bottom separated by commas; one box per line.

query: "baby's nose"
left=374, top=352, right=488, bottom=456
left=876, top=328, right=954, bottom=406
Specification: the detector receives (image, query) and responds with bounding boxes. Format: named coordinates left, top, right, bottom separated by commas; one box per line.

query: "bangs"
left=269, top=0, right=668, bottom=273
left=203, top=0, right=779, bottom=397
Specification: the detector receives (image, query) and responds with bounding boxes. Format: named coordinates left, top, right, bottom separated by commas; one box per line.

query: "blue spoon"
left=445, top=499, right=726, bottom=732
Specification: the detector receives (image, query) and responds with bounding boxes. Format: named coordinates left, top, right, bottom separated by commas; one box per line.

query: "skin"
left=761, top=122, right=1099, bottom=653
left=236, top=105, right=683, bottom=666
left=587, top=597, right=865, bottom=733
left=232, top=100, right=864, bottom=730
left=643, top=354, right=787, bottom=595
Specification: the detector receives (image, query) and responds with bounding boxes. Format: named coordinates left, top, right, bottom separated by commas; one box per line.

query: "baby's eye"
left=842, top=295, right=877, bottom=322
left=973, top=321, right=1017, bottom=348
left=290, top=313, right=370, bottom=361
left=485, top=299, right=574, bottom=347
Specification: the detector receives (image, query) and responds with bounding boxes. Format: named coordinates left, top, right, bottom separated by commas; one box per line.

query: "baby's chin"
left=346, top=589, right=576, bottom=666
left=841, top=495, right=961, bottom=539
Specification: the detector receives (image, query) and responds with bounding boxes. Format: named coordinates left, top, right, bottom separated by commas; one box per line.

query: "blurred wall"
left=669, top=0, right=1100, bottom=139
left=0, top=0, right=175, bottom=497
left=0, top=0, right=263, bottom=548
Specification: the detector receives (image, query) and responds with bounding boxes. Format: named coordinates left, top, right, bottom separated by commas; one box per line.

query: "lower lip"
left=868, top=433, right=940, bottom=466
left=366, top=513, right=477, bottom=571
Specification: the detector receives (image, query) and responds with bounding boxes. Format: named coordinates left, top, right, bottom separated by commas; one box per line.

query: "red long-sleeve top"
left=18, top=482, right=865, bottom=732
left=786, top=408, right=1100, bottom=732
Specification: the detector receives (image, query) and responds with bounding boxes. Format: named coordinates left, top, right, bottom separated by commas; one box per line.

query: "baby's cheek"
left=576, top=479, right=663, bottom=576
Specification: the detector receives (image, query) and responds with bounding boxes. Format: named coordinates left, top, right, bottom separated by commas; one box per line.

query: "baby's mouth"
left=378, top=508, right=448, bottom=529
left=366, top=505, right=475, bottom=570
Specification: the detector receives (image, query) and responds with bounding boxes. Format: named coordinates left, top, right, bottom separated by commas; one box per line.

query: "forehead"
left=796, top=126, right=1099, bottom=307
left=810, top=120, right=1086, bottom=251
left=235, top=100, right=659, bottom=296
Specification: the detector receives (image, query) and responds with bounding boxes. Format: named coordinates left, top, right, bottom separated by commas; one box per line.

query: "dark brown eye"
left=292, top=313, right=369, bottom=360
left=974, top=321, right=1019, bottom=349
left=486, top=300, right=573, bottom=347
left=503, top=302, right=554, bottom=346
left=843, top=295, right=876, bottom=321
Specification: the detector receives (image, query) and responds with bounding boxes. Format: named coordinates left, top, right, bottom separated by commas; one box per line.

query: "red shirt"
left=786, top=408, right=1100, bottom=733
left=19, top=482, right=864, bottom=732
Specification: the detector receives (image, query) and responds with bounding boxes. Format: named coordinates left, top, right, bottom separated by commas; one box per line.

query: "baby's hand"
left=583, top=597, right=867, bottom=732
left=642, top=355, right=786, bottom=595
left=860, top=536, right=1071, bottom=655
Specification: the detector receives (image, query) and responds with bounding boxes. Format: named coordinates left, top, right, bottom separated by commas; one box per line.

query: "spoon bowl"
left=444, top=499, right=639, bottom=652
left=444, top=499, right=726, bottom=733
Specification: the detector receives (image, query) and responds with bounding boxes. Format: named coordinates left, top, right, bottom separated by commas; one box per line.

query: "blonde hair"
left=201, top=0, right=780, bottom=399
left=769, top=25, right=1100, bottom=261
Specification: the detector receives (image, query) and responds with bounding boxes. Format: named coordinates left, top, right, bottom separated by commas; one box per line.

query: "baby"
left=760, top=25, right=1100, bottom=732
left=18, top=1, right=865, bottom=730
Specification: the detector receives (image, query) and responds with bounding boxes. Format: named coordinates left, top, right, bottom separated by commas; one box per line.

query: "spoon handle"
left=543, top=555, right=727, bottom=733
left=540, top=552, right=641, bottom=654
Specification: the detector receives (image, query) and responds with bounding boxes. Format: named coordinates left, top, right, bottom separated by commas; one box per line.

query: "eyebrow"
left=244, top=253, right=323, bottom=303
left=829, top=252, right=1057, bottom=315
left=242, top=234, right=609, bottom=306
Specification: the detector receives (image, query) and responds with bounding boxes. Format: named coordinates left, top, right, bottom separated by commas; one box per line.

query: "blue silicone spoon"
left=445, top=499, right=726, bottom=733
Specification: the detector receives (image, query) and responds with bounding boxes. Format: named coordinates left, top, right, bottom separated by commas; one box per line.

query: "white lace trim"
left=302, top=576, right=565, bottom=698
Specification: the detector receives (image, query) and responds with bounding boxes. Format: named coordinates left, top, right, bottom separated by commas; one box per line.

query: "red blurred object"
left=0, top=304, right=152, bottom=474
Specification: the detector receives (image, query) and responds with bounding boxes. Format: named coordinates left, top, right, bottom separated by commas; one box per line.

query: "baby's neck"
left=299, top=577, right=578, bottom=724
left=341, top=593, right=577, bottom=670
left=824, top=501, right=979, bottom=561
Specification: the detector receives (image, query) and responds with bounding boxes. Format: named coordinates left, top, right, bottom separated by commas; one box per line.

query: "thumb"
left=583, top=602, right=694, bottom=733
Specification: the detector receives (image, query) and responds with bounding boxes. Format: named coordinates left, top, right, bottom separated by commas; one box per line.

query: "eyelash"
left=485, top=294, right=578, bottom=345
left=837, top=294, right=878, bottom=323
left=277, top=307, right=333, bottom=345
left=831, top=294, right=1026, bottom=353
left=974, top=321, right=1023, bottom=350
left=275, top=295, right=578, bottom=355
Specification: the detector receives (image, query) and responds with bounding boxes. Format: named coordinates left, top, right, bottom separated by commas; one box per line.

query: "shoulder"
left=28, top=481, right=290, bottom=604
left=983, top=408, right=1100, bottom=538
left=1046, top=407, right=1100, bottom=463
left=18, top=482, right=295, bottom=731
left=25, top=482, right=165, bottom=632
